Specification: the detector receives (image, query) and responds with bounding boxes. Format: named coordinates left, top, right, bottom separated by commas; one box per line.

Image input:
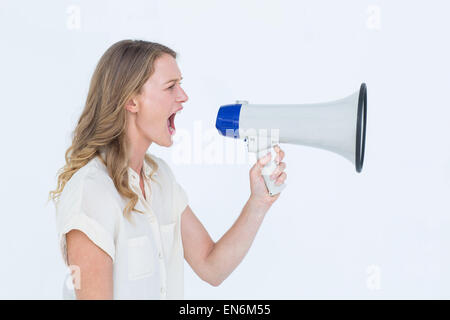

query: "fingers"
left=271, top=146, right=287, bottom=185
left=273, top=145, right=285, bottom=164
left=274, top=172, right=287, bottom=186
left=270, top=161, right=286, bottom=180
left=255, top=146, right=286, bottom=179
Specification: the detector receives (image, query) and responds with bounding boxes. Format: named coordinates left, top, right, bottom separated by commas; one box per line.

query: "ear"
left=125, top=98, right=139, bottom=113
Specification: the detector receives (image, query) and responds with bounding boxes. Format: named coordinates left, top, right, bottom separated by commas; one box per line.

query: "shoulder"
left=59, top=157, right=114, bottom=201
left=56, top=157, right=121, bottom=225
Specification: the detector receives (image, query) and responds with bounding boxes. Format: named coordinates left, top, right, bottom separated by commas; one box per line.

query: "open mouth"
left=167, top=108, right=183, bottom=136
left=167, top=112, right=176, bottom=135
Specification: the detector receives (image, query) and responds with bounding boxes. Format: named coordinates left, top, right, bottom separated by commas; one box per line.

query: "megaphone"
left=215, top=83, right=367, bottom=196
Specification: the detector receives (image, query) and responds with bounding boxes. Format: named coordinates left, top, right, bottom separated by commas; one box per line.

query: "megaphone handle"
left=257, top=147, right=287, bottom=196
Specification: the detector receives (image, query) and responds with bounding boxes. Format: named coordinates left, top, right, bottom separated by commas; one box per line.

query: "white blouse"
left=55, top=152, right=189, bottom=299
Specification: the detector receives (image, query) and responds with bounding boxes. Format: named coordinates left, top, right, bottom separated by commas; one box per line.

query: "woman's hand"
left=249, top=145, right=287, bottom=207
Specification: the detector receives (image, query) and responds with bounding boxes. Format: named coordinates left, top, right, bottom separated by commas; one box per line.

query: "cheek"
left=136, top=102, right=166, bottom=135
left=139, top=107, right=160, bottom=128
left=135, top=92, right=170, bottom=134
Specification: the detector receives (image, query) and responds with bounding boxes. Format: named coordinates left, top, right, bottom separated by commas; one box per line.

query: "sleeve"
left=56, top=171, right=117, bottom=267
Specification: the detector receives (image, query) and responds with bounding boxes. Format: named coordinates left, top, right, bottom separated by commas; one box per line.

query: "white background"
left=0, top=0, right=449, bottom=299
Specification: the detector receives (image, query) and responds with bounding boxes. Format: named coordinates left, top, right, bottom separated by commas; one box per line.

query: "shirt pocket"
left=160, top=222, right=176, bottom=260
left=127, top=235, right=154, bottom=280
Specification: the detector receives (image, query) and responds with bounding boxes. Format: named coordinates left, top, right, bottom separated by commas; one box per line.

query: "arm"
left=181, top=145, right=287, bottom=286
left=66, top=230, right=114, bottom=299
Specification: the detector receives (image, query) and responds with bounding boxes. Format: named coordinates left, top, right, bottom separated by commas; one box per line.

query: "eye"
left=168, top=82, right=182, bottom=90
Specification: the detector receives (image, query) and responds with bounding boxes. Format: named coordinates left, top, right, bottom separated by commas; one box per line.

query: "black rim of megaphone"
left=355, top=83, right=367, bottom=173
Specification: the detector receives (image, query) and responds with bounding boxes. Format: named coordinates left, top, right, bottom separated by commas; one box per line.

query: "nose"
left=177, top=87, right=188, bottom=103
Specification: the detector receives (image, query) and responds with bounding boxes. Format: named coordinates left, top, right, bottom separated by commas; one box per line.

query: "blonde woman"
left=48, top=40, right=287, bottom=300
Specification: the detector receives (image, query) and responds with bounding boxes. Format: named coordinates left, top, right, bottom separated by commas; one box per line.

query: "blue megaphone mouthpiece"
left=215, top=104, right=242, bottom=138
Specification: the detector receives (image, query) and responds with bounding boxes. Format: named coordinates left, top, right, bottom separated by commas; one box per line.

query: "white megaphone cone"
left=215, top=83, right=367, bottom=196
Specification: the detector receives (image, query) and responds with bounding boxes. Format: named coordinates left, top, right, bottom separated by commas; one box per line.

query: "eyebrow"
left=164, top=77, right=183, bottom=85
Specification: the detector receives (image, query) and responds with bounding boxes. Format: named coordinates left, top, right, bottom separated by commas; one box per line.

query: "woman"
left=48, top=39, right=287, bottom=299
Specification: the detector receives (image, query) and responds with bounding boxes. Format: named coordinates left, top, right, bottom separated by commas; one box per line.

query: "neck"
left=126, top=117, right=152, bottom=176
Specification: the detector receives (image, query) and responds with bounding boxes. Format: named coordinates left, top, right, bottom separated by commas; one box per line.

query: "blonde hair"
left=48, top=39, right=177, bottom=219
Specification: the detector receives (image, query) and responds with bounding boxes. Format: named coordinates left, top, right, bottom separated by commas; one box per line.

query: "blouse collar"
left=98, top=150, right=157, bottom=185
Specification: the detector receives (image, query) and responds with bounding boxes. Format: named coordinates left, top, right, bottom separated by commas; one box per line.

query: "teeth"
left=167, top=118, right=174, bottom=132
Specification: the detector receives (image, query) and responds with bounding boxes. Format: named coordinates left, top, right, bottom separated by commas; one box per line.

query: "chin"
left=148, top=130, right=173, bottom=147
left=155, top=136, right=174, bottom=148
left=165, top=139, right=174, bottom=147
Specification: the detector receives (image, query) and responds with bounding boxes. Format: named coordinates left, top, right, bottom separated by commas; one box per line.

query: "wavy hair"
left=48, top=39, right=177, bottom=219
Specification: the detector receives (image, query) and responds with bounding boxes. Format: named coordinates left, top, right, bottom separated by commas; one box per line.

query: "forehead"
left=150, top=53, right=181, bottom=84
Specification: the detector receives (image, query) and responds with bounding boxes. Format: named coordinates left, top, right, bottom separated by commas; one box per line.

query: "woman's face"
left=131, top=53, right=188, bottom=147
